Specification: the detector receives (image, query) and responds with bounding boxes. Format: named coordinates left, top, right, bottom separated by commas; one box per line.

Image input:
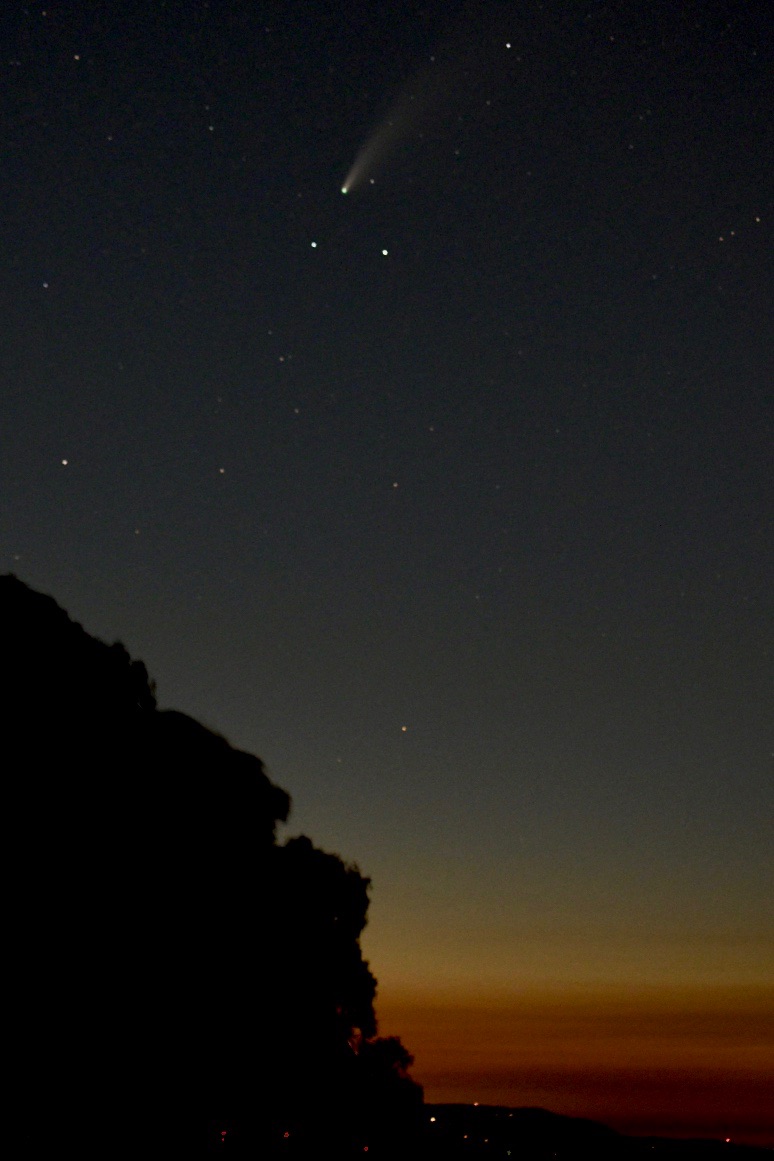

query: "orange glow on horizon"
left=376, top=983, right=774, bottom=1147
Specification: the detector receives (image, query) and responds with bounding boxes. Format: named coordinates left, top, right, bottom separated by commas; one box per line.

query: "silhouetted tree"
left=2, top=575, right=421, bottom=1158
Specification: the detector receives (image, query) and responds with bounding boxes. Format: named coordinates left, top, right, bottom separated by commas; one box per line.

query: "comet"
left=339, top=44, right=453, bottom=195
left=341, top=114, right=408, bottom=195
left=340, top=24, right=501, bottom=195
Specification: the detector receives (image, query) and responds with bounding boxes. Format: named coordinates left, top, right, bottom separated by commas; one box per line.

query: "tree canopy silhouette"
left=2, top=574, right=421, bottom=1158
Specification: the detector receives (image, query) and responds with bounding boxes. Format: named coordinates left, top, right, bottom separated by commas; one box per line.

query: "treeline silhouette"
left=3, top=575, right=422, bottom=1158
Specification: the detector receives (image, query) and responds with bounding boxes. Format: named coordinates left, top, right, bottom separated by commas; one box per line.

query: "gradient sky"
left=2, top=0, right=772, bottom=1143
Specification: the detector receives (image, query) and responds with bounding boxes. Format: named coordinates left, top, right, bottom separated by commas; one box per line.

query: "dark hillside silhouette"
left=5, top=575, right=766, bottom=1160
left=2, top=575, right=421, bottom=1158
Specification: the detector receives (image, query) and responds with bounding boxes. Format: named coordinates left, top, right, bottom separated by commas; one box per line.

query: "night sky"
left=3, top=0, right=772, bottom=1143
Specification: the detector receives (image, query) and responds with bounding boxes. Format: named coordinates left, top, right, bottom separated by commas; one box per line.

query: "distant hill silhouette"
left=2, top=575, right=421, bottom=1158
left=421, top=1106, right=772, bottom=1161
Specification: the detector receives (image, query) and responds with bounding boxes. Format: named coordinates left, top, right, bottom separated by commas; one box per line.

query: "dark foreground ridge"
left=3, top=574, right=421, bottom=1158
left=422, top=1106, right=773, bottom=1161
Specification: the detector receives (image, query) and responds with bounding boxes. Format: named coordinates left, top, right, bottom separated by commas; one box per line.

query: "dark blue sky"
left=2, top=4, right=772, bottom=1119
